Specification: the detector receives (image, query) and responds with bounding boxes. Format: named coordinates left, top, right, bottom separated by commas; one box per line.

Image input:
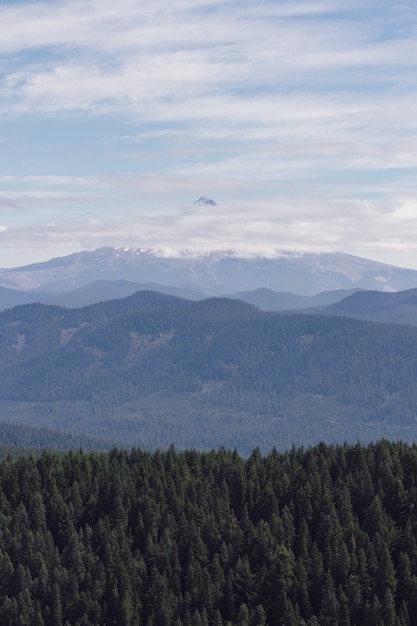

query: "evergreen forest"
left=3, top=292, right=417, bottom=452
left=1, top=440, right=417, bottom=625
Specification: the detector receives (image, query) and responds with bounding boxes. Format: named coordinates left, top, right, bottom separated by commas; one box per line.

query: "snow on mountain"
left=0, top=247, right=416, bottom=295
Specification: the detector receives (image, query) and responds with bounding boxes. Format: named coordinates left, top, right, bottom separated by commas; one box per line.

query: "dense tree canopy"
left=2, top=293, right=417, bottom=451
left=0, top=441, right=416, bottom=624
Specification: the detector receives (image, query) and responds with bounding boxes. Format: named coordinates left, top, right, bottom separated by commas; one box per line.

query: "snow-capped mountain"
left=0, top=248, right=417, bottom=295
left=193, top=196, right=217, bottom=206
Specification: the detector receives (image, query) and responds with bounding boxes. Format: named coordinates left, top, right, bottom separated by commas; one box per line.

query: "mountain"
left=0, top=280, right=360, bottom=314
left=228, top=287, right=362, bottom=311
left=2, top=291, right=417, bottom=453
left=315, top=287, right=417, bottom=326
left=32, top=280, right=203, bottom=309
left=1, top=247, right=417, bottom=295
left=0, top=285, right=42, bottom=309
left=194, top=195, right=217, bottom=205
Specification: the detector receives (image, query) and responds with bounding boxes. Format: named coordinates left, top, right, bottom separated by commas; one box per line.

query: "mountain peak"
left=194, top=196, right=217, bottom=206
left=1, top=248, right=417, bottom=295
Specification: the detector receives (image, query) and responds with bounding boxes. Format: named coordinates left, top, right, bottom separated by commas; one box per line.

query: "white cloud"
left=1, top=190, right=417, bottom=269
left=0, top=0, right=417, bottom=269
left=1, top=0, right=416, bottom=119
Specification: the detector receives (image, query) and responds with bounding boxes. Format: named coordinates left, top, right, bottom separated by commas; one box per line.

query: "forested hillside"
left=0, top=441, right=416, bottom=625
left=2, top=292, right=417, bottom=451
left=316, top=288, right=417, bottom=326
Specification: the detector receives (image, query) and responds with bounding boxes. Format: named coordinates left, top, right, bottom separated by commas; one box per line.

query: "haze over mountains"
left=2, top=289, right=417, bottom=454
left=1, top=247, right=417, bottom=454
left=1, top=247, right=417, bottom=315
left=314, top=288, right=417, bottom=326
left=1, top=247, right=417, bottom=296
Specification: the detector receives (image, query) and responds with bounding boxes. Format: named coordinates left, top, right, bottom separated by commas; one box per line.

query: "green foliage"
left=2, top=293, right=417, bottom=451
left=0, top=441, right=416, bottom=624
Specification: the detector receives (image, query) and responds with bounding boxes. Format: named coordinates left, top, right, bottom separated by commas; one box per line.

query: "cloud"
left=0, top=197, right=23, bottom=210
left=1, top=0, right=416, bottom=175
left=1, top=190, right=417, bottom=270
left=1, top=0, right=416, bottom=120
left=0, top=1, right=417, bottom=269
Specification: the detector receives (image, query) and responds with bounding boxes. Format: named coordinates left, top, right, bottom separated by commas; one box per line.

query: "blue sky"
left=1, top=0, right=417, bottom=268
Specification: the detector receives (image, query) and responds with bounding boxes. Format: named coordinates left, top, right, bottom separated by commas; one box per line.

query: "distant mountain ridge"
left=1, top=247, right=417, bottom=295
left=315, top=287, right=417, bottom=326
left=229, top=287, right=362, bottom=311
left=0, top=280, right=363, bottom=313
left=2, top=291, right=417, bottom=452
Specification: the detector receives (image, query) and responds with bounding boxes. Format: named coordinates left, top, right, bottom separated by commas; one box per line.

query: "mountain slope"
left=2, top=292, right=417, bottom=451
left=229, top=287, right=362, bottom=311
left=0, top=285, right=45, bottom=309
left=0, top=280, right=360, bottom=314
left=1, top=247, right=417, bottom=295
left=316, top=288, right=417, bottom=326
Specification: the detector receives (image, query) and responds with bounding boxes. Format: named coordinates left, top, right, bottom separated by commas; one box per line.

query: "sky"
left=1, top=0, right=417, bottom=269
